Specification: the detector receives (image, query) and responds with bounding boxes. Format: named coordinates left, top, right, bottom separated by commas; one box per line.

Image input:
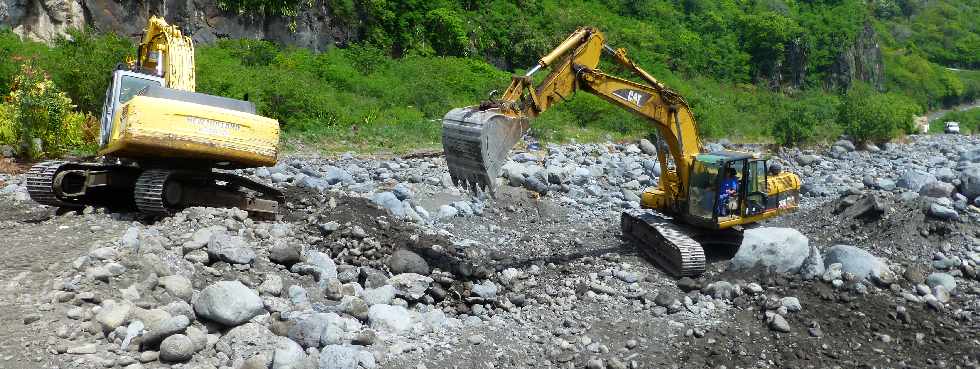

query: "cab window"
left=117, top=75, right=159, bottom=104
left=688, top=159, right=721, bottom=219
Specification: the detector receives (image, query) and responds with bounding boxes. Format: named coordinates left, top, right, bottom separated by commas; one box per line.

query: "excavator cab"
left=99, top=70, right=165, bottom=148
left=686, top=152, right=772, bottom=228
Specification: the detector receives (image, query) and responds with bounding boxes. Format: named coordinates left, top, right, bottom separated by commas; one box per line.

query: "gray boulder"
left=269, top=242, right=302, bottom=266
left=387, top=273, right=431, bottom=300
left=288, top=313, right=338, bottom=348
left=392, top=183, right=413, bottom=200
left=159, top=334, right=194, bottom=363
left=193, top=281, right=265, bottom=326
left=304, top=251, right=339, bottom=281
left=367, top=304, right=412, bottom=333
left=958, top=165, right=980, bottom=200
left=361, top=285, right=396, bottom=306
left=318, top=345, right=374, bottom=369
left=369, top=192, right=405, bottom=218
left=217, top=323, right=279, bottom=363
left=823, top=245, right=895, bottom=284
left=897, top=170, right=937, bottom=192
left=729, top=228, right=813, bottom=274
left=386, top=249, right=429, bottom=275
left=272, top=336, right=308, bottom=369
left=437, top=205, right=458, bottom=220
left=919, top=180, right=955, bottom=198
left=142, top=315, right=190, bottom=347
left=324, top=166, right=354, bottom=185
left=926, top=272, right=956, bottom=291
left=208, top=232, right=255, bottom=264
left=929, top=203, right=959, bottom=220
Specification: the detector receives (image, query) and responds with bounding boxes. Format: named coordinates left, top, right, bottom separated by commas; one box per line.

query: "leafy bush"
left=6, top=62, right=86, bottom=158
left=838, top=83, right=921, bottom=143
left=772, top=92, right=841, bottom=146
left=0, top=103, right=15, bottom=145
left=47, top=29, right=132, bottom=115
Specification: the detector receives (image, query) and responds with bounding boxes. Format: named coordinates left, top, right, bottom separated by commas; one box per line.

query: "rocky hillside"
left=1, top=0, right=351, bottom=51
left=0, top=133, right=978, bottom=368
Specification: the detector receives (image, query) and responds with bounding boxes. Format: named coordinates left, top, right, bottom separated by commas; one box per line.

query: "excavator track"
left=621, top=209, right=706, bottom=277
left=134, top=169, right=175, bottom=216
left=134, top=169, right=283, bottom=219
left=442, top=107, right=529, bottom=193
left=25, top=161, right=81, bottom=208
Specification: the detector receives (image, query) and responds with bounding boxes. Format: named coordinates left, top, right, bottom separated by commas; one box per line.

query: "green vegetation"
left=0, top=61, right=95, bottom=159
left=2, top=0, right=980, bottom=155
left=838, top=83, right=920, bottom=142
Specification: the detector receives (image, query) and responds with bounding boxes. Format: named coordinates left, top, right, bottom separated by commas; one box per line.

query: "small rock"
left=387, top=249, right=430, bottom=275
left=769, top=314, right=791, bottom=332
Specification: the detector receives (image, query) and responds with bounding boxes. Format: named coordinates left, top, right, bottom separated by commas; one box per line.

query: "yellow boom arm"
left=492, top=27, right=703, bottom=200
left=135, top=16, right=195, bottom=91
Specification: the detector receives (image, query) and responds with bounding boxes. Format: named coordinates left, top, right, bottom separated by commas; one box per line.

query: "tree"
left=838, top=83, right=920, bottom=143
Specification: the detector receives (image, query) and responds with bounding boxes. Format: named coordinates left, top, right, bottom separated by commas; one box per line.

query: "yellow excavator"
left=26, top=16, right=283, bottom=217
left=443, top=27, right=803, bottom=276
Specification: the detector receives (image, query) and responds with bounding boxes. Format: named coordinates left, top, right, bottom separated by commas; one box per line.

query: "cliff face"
left=825, top=23, right=885, bottom=91
left=1, top=0, right=354, bottom=51
left=765, top=23, right=884, bottom=91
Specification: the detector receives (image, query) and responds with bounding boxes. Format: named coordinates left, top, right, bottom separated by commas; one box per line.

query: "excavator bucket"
left=442, top=107, right=529, bottom=193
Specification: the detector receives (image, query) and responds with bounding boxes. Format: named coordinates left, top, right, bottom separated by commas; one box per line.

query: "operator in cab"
left=718, top=168, right=739, bottom=216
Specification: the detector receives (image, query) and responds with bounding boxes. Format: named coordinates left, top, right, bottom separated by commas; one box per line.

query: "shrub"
left=47, top=29, right=132, bottom=115
left=772, top=92, right=841, bottom=146
left=0, top=103, right=15, bottom=145
left=7, top=61, right=93, bottom=158
left=838, top=83, right=920, bottom=143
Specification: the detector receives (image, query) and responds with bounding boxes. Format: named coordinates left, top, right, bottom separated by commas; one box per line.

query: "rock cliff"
left=1, top=0, right=353, bottom=51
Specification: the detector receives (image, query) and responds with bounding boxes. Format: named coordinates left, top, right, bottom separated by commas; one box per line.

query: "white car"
left=945, top=121, right=960, bottom=134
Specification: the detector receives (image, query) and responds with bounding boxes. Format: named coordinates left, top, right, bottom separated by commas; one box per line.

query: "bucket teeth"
left=442, top=107, right=528, bottom=195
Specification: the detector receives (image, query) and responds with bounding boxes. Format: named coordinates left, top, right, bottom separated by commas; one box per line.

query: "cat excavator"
left=26, top=16, right=283, bottom=218
left=443, top=27, right=802, bottom=276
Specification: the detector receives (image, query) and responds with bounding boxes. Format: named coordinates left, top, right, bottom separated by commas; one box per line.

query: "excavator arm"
left=133, top=16, right=195, bottom=91
left=443, top=26, right=701, bottom=202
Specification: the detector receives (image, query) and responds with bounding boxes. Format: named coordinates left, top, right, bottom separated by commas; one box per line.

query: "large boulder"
left=193, top=281, right=265, bottom=326
left=729, top=228, right=815, bottom=274
left=823, top=245, right=895, bottom=284
left=958, top=165, right=980, bottom=200
left=897, top=170, right=937, bottom=192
